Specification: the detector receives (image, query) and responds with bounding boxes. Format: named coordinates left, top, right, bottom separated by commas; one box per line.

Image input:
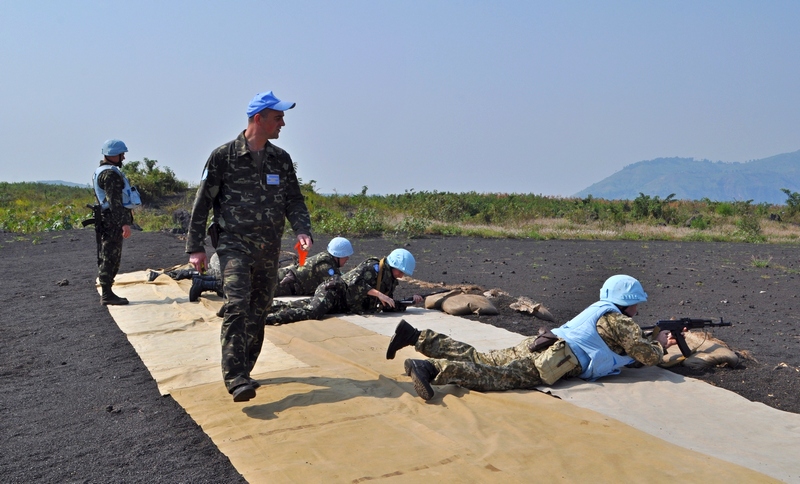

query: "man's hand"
left=657, top=329, right=681, bottom=349
left=189, top=251, right=208, bottom=273
left=297, top=234, right=313, bottom=251
left=368, top=288, right=395, bottom=308
left=379, top=293, right=396, bottom=308
left=122, top=225, right=131, bottom=239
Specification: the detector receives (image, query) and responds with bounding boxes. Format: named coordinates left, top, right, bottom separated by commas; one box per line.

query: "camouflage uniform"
left=416, top=311, right=664, bottom=392
left=274, top=251, right=341, bottom=296
left=265, top=256, right=399, bottom=325
left=186, top=131, right=311, bottom=393
left=267, top=276, right=349, bottom=324
left=342, top=257, right=399, bottom=314
left=95, top=161, right=133, bottom=287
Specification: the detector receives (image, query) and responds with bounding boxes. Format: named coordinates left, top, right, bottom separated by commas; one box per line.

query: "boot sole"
left=102, top=300, right=129, bottom=305
left=386, top=333, right=402, bottom=359
left=404, top=360, right=434, bottom=401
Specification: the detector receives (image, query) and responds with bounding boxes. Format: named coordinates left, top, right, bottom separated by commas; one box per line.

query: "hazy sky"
left=1, top=1, right=798, bottom=196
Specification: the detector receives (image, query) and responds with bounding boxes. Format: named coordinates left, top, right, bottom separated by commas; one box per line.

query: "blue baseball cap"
left=246, top=91, right=296, bottom=117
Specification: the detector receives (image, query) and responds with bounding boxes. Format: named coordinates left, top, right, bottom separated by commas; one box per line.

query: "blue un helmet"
left=386, top=248, right=415, bottom=276
left=327, top=237, right=354, bottom=258
left=101, top=139, right=129, bottom=156
left=599, top=275, right=648, bottom=306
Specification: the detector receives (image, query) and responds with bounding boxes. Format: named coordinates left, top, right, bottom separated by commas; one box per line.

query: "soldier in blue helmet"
left=92, top=139, right=142, bottom=305
left=387, top=274, right=679, bottom=401
left=186, top=91, right=312, bottom=402
left=264, top=248, right=424, bottom=325
left=189, top=237, right=354, bottom=301
left=274, top=236, right=354, bottom=296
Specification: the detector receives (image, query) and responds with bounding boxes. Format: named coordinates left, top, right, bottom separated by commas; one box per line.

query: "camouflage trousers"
left=96, top=220, right=124, bottom=287
left=417, top=329, right=545, bottom=392
left=217, top=234, right=281, bottom=393
left=273, top=266, right=299, bottom=297
left=266, top=278, right=348, bottom=325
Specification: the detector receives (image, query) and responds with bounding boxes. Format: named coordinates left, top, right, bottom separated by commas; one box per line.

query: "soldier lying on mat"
left=385, top=274, right=679, bottom=401
left=264, top=248, right=424, bottom=325
left=189, top=237, right=354, bottom=301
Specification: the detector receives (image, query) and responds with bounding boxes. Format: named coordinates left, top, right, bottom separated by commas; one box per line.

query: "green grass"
left=750, top=255, right=773, bottom=268
left=3, top=180, right=800, bottom=245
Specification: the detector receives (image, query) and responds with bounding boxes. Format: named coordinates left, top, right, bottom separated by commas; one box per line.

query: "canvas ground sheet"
left=100, top=271, right=797, bottom=483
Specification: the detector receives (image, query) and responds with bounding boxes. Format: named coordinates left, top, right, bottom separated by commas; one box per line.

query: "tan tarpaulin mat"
left=102, top=271, right=308, bottom=395
left=101, top=271, right=794, bottom=483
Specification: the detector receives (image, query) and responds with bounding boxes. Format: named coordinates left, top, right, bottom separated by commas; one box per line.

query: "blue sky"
left=1, top=1, right=798, bottom=196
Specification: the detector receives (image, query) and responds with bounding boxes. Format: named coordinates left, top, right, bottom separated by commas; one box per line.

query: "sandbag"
left=441, top=294, right=499, bottom=316
left=660, top=331, right=739, bottom=369
left=424, top=289, right=464, bottom=310
left=509, top=296, right=555, bottom=322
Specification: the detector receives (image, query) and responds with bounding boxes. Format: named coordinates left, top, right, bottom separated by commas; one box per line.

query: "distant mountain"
left=574, top=150, right=800, bottom=204
left=37, top=180, right=89, bottom=188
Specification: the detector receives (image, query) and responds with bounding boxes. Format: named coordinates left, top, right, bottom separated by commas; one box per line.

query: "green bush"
left=735, top=214, right=764, bottom=243
left=715, top=203, right=734, bottom=216
left=689, top=215, right=708, bottom=230
left=781, top=188, right=800, bottom=216
left=122, top=158, right=188, bottom=204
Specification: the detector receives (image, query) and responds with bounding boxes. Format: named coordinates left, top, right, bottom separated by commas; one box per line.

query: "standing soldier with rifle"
left=90, top=139, right=141, bottom=306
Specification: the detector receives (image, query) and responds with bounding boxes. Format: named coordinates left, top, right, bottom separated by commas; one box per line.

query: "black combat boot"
left=189, top=275, right=223, bottom=302
left=101, top=285, right=129, bottom=306
left=386, top=319, right=421, bottom=359
left=231, top=383, right=256, bottom=402
left=404, top=359, right=439, bottom=401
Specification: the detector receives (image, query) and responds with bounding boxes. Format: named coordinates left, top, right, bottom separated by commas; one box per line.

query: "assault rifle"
left=641, top=318, right=732, bottom=357
left=82, top=204, right=103, bottom=263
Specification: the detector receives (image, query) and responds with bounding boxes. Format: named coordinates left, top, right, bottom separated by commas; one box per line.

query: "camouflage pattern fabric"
left=416, top=309, right=664, bottom=392
left=265, top=276, right=348, bottom=325
left=217, top=233, right=282, bottom=392
left=595, top=311, right=664, bottom=366
left=95, top=162, right=134, bottom=229
left=274, top=251, right=339, bottom=296
left=264, top=254, right=399, bottom=324
left=185, top=131, right=312, bottom=394
left=341, top=257, right=399, bottom=314
left=185, top=131, right=311, bottom=254
left=95, top=162, right=133, bottom=287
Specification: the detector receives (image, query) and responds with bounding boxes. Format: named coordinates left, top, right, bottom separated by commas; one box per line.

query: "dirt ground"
left=2, top=229, right=799, bottom=482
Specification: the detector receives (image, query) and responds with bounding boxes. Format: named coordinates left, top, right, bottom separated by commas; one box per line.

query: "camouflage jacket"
left=341, top=257, right=398, bottom=314
left=95, top=161, right=133, bottom=228
left=596, top=312, right=665, bottom=366
left=278, top=251, right=340, bottom=294
left=185, top=131, right=311, bottom=253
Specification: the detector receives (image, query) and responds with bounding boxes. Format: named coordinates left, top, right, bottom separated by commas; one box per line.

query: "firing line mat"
left=99, top=270, right=800, bottom=483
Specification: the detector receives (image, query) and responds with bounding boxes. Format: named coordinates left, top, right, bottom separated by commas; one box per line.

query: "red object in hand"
left=294, top=241, right=308, bottom=266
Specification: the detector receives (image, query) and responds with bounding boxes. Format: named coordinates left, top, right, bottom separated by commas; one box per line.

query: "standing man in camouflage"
left=93, top=139, right=141, bottom=305
left=186, top=91, right=313, bottom=402
left=386, top=275, right=679, bottom=401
